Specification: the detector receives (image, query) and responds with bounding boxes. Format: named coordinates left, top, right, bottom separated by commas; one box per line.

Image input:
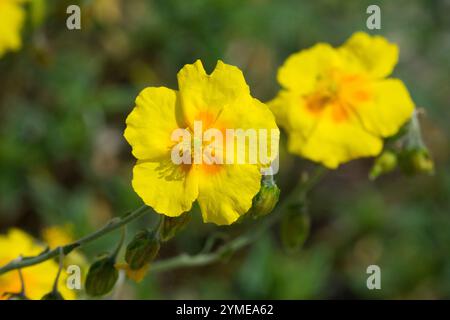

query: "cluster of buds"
left=370, top=110, right=434, bottom=180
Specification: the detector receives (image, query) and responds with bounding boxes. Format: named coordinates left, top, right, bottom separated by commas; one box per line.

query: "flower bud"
left=248, top=175, right=280, bottom=219
left=41, top=291, right=64, bottom=300
left=160, top=214, right=191, bottom=242
left=85, top=256, right=118, bottom=297
left=369, top=150, right=398, bottom=180
left=125, top=230, right=160, bottom=270
left=3, top=293, right=29, bottom=300
left=280, top=203, right=310, bottom=252
left=399, top=147, right=434, bottom=175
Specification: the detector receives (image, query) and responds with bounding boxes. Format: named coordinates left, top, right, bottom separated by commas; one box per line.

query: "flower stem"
left=151, top=166, right=327, bottom=273
left=0, top=205, right=151, bottom=276
left=0, top=166, right=327, bottom=276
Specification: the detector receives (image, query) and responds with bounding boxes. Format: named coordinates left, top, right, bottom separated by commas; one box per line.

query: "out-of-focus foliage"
left=0, top=0, right=449, bottom=299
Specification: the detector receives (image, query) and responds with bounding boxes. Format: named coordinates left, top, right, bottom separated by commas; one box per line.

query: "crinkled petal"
left=124, top=87, right=184, bottom=161
left=277, top=43, right=343, bottom=94
left=340, top=31, right=399, bottom=79
left=217, top=96, right=280, bottom=167
left=132, top=160, right=198, bottom=216
left=196, top=164, right=261, bottom=225
left=288, top=107, right=383, bottom=169
left=353, top=78, right=415, bottom=137
left=177, top=60, right=250, bottom=128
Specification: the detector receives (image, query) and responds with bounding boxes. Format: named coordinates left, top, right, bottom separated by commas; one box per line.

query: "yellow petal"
left=277, top=43, right=343, bottom=94
left=132, top=160, right=198, bottom=217
left=217, top=96, right=280, bottom=167
left=353, top=78, right=415, bottom=137
left=0, top=229, right=76, bottom=300
left=340, top=31, right=399, bottom=79
left=196, top=164, right=261, bottom=225
left=177, top=60, right=250, bottom=128
left=0, top=1, right=25, bottom=57
left=124, top=87, right=183, bottom=161
left=288, top=107, right=383, bottom=169
left=268, top=90, right=318, bottom=139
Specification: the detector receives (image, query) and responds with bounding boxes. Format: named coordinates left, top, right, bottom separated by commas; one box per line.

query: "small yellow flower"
left=0, top=229, right=76, bottom=300
left=125, top=60, right=279, bottom=225
left=269, top=32, right=415, bottom=168
left=0, top=0, right=28, bottom=57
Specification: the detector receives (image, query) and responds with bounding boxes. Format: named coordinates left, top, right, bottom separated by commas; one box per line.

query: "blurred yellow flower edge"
left=0, top=0, right=29, bottom=58
left=0, top=228, right=79, bottom=300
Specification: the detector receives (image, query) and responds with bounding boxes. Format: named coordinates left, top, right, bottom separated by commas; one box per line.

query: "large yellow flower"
left=0, top=0, right=28, bottom=57
left=269, top=32, right=415, bottom=168
left=125, top=60, right=279, bottom=225
left=0, top=229, right=76, bottom=300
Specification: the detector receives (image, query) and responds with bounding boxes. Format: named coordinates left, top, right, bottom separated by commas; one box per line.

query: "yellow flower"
left=0, top=0, right=28, bottom=57
left=0, top=229, right=76, bottom=300
left=269, top=32, right=415, bottom=168
left=125, top=60, right=279, bottom=225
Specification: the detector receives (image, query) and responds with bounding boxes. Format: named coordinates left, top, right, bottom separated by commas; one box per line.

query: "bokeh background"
left=1, top=0, right=449, bottom=299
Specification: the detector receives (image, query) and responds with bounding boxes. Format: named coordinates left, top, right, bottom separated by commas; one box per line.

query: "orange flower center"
left=304, top=69, right=372, bottom=122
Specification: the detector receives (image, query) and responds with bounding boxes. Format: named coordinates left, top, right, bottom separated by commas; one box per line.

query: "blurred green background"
left=0, top=0, right=449, bottom=299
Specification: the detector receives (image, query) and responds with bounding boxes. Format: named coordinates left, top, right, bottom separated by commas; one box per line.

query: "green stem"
left=52, top=247, right=64, bottom=293
left=152, top=166, right=327, bottom=273
left=0, top=205, right=151, bottom=276
left=0, top=166, right=328, bottom=276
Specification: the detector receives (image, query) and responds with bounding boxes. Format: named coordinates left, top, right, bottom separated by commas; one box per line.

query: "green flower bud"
left=41, top=291, right=64, bottom=300
left=248, top=175, right=280, bottom=219
left=399, top=147, right=434, bottom=175
left=280, top=203, right=310, bottom=252
left=85, top=256, right=118, bottom=297
left=369, top=150, right=398, bottom=180
left=160, top=214, right=191, bottom=242
left=3, top=292, right=29, bottom=300
left=125, top=230, right=160, bottom=270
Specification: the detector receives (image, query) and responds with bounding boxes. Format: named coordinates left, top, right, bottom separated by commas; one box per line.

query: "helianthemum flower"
left=0, top=0, right=28, bottom=57
left=0, top=229, right=75, bottom=300
left=269, top=32, right=415, bottom=168
left=125, top=60, right=279, bottom=225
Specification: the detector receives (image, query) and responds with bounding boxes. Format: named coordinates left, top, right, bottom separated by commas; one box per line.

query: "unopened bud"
left=125, top=230, right=160, bottom=270
left=369, top=150, right=398, bottom=180
left=248, top=175, right=280, bottom=219
left=3, top=293, right=29, bottom=300
left=160, top=214, right=191, bottom=242
left=400, top=147, right=434, bottom=175
left=85, top=256, right=118, bottom=297
left=280, top=203, right=310, bottom=252
left=41, top=291, right=64, bottom=300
